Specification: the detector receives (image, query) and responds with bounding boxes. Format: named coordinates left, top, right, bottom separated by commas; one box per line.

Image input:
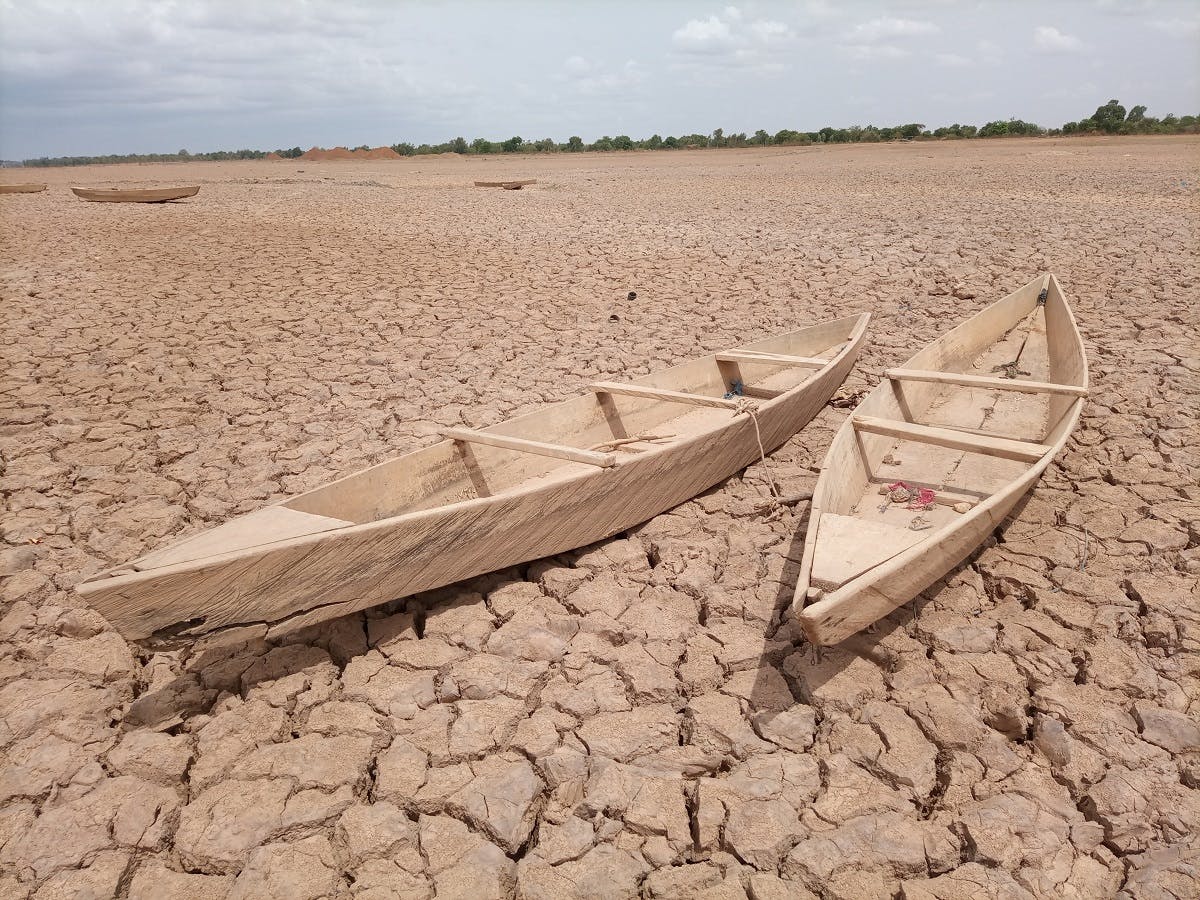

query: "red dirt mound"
left=356, top=147, right=402, bottom=160
left=264, top=152, right=283, bottom=160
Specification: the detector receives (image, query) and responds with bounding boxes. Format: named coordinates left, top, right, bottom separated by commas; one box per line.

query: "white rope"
left=732, top=398, right=783, bottom=505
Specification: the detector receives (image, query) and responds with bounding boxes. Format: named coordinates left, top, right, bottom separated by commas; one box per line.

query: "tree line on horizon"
left=19, top=100, right=1197, bottom=167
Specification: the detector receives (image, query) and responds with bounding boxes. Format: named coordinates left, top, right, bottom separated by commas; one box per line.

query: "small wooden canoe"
left=794, top=274, right=1087, bottom=645
left=71, top=186, right=200, bottom=203
left=78, top=314, right=870, bottom=648
left=474, top=179, right=537, bottom=190
left=0, top=183, right=47, bottom=194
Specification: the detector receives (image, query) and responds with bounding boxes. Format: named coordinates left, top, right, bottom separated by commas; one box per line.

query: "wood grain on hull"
left=794, top=274, right=1086, bottom=645
left=79, top=315, right=868, bottom=647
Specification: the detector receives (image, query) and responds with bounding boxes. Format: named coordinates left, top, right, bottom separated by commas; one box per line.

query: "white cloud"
left=936, top=52, right=971, bottom=67
left=838, top=15, right=937, bottom=62
left=1149, top=16, right=1200, bottom=37
left=1033, top=25, right=1084, bottom=51
left=748, top=20, right=791, bottom=42
left=672, top=16, right=736, bottom=54
left=560, top=57, right=645, bottom=96
left=843, top=44, right=911, bottom=61
left=846, top=17, right=939, bottom=44
left=670, top=7, right=795, bottom=70
left=564, top=55, right=590, bottom=76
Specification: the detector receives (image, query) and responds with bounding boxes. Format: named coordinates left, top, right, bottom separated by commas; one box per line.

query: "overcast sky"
left=1, top=0, right=1197, bottom=159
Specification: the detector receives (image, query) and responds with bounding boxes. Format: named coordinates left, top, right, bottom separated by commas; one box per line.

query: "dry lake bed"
left=1, top=137, right=1197, bottom=898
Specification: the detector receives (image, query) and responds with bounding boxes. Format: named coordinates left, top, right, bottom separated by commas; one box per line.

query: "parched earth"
left=0, top=137, right=1197, bottom=899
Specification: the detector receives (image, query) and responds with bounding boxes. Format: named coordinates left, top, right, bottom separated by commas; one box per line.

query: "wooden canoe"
left=0, top=183, right=47, bottom=194
left=71, top=186, right=200, bottom=203
left=474, top=179, right=537, bottom=189
left=794, top=274, right=1087, bottom=645
left=78, top=313, right=870, bottom=648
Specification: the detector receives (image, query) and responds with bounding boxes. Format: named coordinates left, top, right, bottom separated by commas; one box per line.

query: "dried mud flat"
left=1, top=137, right=1197, bottom=899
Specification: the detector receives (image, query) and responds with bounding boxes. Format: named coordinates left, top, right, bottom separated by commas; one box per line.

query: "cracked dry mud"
left=1, top=137, right=1197, bottom=899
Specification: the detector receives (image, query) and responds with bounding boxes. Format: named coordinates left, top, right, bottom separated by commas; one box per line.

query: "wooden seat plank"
left=590, top=382, right=741, bottom=410
left=811, top=513, right=928, bottom=590
left=441, top=428, right=616, bottom=468
left=716, top=350, right=829, bottom=369
left=887, top=368, right=1086, bottom=397
left=853, top=415, right=1051, bottom=462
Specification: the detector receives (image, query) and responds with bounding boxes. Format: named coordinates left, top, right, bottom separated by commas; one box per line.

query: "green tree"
left=612, top=134, right=633, bottom=150
left=710, top=127, right=725, bottom=147
left=500, top=135, right=524, bottom=152
left=1092, top=99, right=1126, bottom=133
left=900, top=123, right=924, bottom=139
left=642, top=134, right=663, bottom=150
left=591, top=136, right=614, bottom=151
left=391, top=142, right=416, bottom=156
left=566, top=135, right=584, bottom=152
left=450, top=137, right=468, bottom=153
left=1125, top=105, right=1147, bottom=124
left=470, top=137, right=495, bottom=154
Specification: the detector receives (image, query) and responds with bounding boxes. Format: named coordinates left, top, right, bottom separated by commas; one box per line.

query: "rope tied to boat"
left=732, top=397, right=784, bottom=507
left=589, top=433, right=674, bottom=452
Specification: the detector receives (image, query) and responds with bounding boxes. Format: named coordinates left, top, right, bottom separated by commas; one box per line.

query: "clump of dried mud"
left=1, top=137, right=1197, bottom=899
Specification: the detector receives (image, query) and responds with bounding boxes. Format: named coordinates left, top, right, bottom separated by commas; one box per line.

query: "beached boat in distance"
left=78, top=313, right=869, bottom=648
left=71, top=186, right=200, bottom=203
left=474, top=179, right=537, bottom=190
left=0, top=183, right=47, bottom=194
left=794, top=274, right=1087, bottom=645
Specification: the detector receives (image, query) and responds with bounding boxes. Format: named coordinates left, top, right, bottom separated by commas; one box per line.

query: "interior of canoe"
left=808, top=275, right=1086, bottom=593
left=130, top=316, right=861, bottom=571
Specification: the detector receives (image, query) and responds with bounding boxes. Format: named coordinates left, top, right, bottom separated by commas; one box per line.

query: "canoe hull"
left=795, top=274, right=1087, bottom=645
left=0, top=184, right=47, bottom=194
left=71, top=186, right=200, bottom=203
left=80, top=316, right=868, bottom=647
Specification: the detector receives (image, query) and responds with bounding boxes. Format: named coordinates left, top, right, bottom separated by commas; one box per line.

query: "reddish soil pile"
left=355, top=147, right=402, bottom=160
left=298, top=146, right=326, bottom=160
left=264, top=152, right=283, bottom=161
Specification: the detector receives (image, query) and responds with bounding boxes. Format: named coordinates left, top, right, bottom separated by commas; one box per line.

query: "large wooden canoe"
left=71, top=186, right=200, bottom=203
left=79, top=313, right=869, bottom=648
left=794, top=275, right=1086, bottom=645
left=0, top=183, right=47, bottom=194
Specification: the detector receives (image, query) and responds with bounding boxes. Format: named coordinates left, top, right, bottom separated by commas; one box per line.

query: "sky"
left=1, top=0, right=1197, bottom=159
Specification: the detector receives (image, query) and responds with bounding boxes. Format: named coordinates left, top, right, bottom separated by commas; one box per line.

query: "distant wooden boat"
left=474, top=179, right=537, bottom=190
left=71, top=186, right=200, bottom=203
left=794, top=274, right=1087, bottom=645
left=0, top=183, right=47, bottom=194
left=78, top=314, right=869, bottom=648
